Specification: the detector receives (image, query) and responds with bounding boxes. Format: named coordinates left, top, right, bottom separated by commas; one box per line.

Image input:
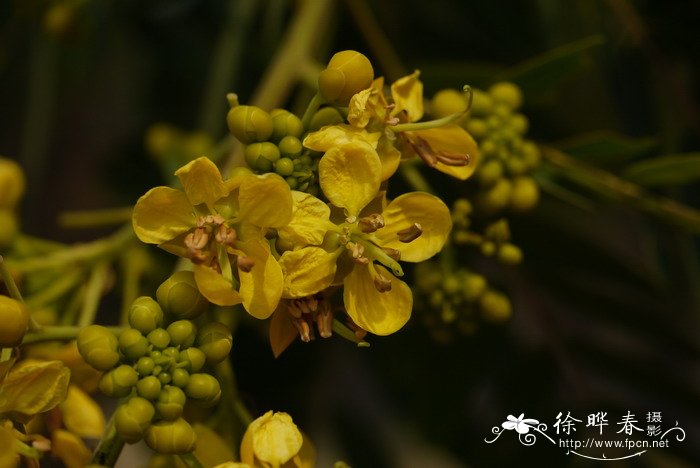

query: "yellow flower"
left=240, top=411, right=315, bottom=468
left=0, top=359, right=70, bottom=423
left=277, top=142, right=451, bottom=336
left=132, top=157, right=293, bottom=319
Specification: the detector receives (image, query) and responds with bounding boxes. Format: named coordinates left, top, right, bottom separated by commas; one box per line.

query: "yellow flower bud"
left=115, top=397, right=155, bottom=443
left=318, top=50, right=374, bottom=105
left=0, top=210, right=18, bottom=248
left=475, top=179, right=512, bottom=215
left=479, top=290, right=512, bottom=322
left=227, top=106, right=274, bottom=144
left=59, top=385, right=106, bottom=439
left=128, top=296, right=164, bottom=334
left=430, top=89, right=467, bottom=119
left=240, top=411, right=303, bottom=467
left=178, top=348, right=206, bottom=373
left=470, top=89, right=493, bottom=116
left=155, top=385, right=187, bottom=420
left=0, top=295, right=28, bottom=347
left=51, top=429, right=91, bottom=468
left=196, top=321, right=232, bottom=364
left=156, top=271, right=208, bottom=319
left=245, top=142, right=280, bottom=172
left=0, top=157, right=26, bottom=209
left=185, top=373, right=221, bottom=407
left=137, top=375, right=163, bottom=400
left=119, top=328, right=150, bottom=361
left=77, top=325, right=120, bottom=371
left=510, top=177, right=540, bottom=212
left=488, top=81, right=523, bottom=111
left=145, top=418, right=197, bottom=454
left=167, top=320, right=197, bottom=347
left=271, top=110, right=304, bottom=142
left=498, top=243, right=523, bottom=265
left=99, top=365, right=138, bottom=398
left=308, top=107, right=344, bottom=132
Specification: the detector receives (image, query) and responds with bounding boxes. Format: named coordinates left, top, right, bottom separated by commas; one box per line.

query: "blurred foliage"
left=1, top=0, right=700, bottom=466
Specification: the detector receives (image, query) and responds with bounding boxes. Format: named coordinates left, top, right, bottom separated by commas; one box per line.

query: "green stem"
left=119, top=252, right=142, bottom=326
left=216, top=358, right=253, bottom=427
left=78, top=261, right=110, bottom=328
left=391, top=111, right=465, bottom=133
left=22, top=325, right=125, bottom=345
left=300, top=92, right=325, bottom=130
left=57, top=206, right=133, bottom=229
left=0, top=255, right=41, bottom=332
left=332, top=319, right=370, bottom=347
left=198, top=0, right=258, bottom=137
left=90, top=412, right=125, bottom=467
left=399, top=160, right=433, bottom=193
left=179, top=453, right=204, bottom=468
left=8, top=224, right=134, bottom=273
left=25, top=267, right=84, bottom=309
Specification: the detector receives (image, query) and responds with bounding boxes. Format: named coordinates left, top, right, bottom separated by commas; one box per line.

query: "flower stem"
left=90, top=412, right=125, bottom=467
left=22, top=325, right=125, bottom=345
left=301, top=92, right=325, bottom=131
left=179, top=453, right=204, bottom=468
left=0, top=255, right=41, bottom=332
left=57, top=206, right=133, bottom=229
left=399, top=160, right=434, bottom=193
left=391, top=112, right=465, bottom=133
left=78, top=260, right=110, bottom=328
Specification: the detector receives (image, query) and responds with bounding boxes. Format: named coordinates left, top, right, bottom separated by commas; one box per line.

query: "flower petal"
left=238, top=238, right=283, bottom=319
left=238, top=173, right=293, bottom=228
left=391, top=71, right=424, bottom=122
left=348, top=88, right=377, bottom=128
left=411, top=125, right=480, bottom=180
left=269, top=306, right=298, bottom=358
left=377, top=139, right=401, bottom=181
left=279, top=247, right=340, bottom=298
left=343, top=264, right=412, bottom=336
left=319, top=141, right=381, bottom=215
left=502, top=421, right=517, bottom=430
left=133, top=187, right=194, bottom=244
left=175, top=156, right=229, bottom=207
left=60, top=385, right=105, bottom=438
left=193, top=264, right=242, bottom=306
left=278, top=191, right=333, bottom=247
left=373, top=192, right=451, bottom=262
left=303, top=125, right=380, bottom=152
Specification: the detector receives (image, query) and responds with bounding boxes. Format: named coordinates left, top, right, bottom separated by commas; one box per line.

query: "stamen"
left=397, top=223, right=423, bottom=243
left=291, top=317, right=313, bottom=342
left=373, top=272, right=392, bottom=292
left=215, top=224, right=237, bottom=246
left=236, top=255, right=255, bottom=272
left=287, top=301, right=302, bottom=318
left=358, top=213, right=385, bottom=233
left=184, top=228, right=211, bottom=264
left=316, top=304, right=333, bottom=338
left=409, top=136, right=471, bottom=168
left=382, top=247, right=401, bottom=261
left=436, top=151, right=470, bottom=166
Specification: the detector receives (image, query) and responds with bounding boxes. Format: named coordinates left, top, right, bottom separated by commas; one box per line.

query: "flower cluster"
left=133, top=50, right=479, bottom=352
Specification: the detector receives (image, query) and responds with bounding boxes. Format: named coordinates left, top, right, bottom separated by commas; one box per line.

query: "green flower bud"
left=274, top=157, right=295, bottom=177
left=475, top=179, right=512, bottom=215
left=320, top=231, right=341, bottom=253
left=156, top=271, right=207, bottom=319
left=470, top=89, right=493, bottom=116
left=158, top=372, right=172, bottom=385
left=506, top=157, right=527, bottom=176
left=520, top=141, right=541, bottom=168
left=285, top=176, right=298, bottom=190
left=99, top=364, right=138, bottom=398
left=479, top=290, right=512, bottom=323
left=144, top=418, right=196, bottom=455
left=114, top=397, right=155, bottom=443
left=443, top=275, right=460, bottom=295
left=430, top=89, right=467, bottom=118
left=137, top=375, right=162, bottom=400
left=128, top=296, right=164, bottom=334
left=488, top=82, right=523, bottom=111
left=318, top=50, right=374, bottom=105
left=510, top=177, right=540, bottom=213
left=77, top=325, right=120, bottom=371
left=479, top=139, right=497, bottom=157
left=136, top=356, right=156, bottom=376
left=480, top=241, right=496, bottom=257
left=196, top=322, right=232, bottom=364
left=147, top=328, right=171, bottom=350
left=498, top=243, right=523, bottom=265
left=0, top=210, right=18, bottom=248
left=270, top=110, right=303, bottom=142
left=178, top=348, right=206, bottom=373
left=0, top=157, right=26, bottom=209
left=0, top=295, right=29, bottom=347
left=462, top=274, right=487, bottom=302
left=477, top=159, right=504, bottom=187
left=166, top=320, right=197, bottom=348
left=229, top=166, right=254, bottom=178
left=464, top=118, right=488, bottom=139
left=245, top=142, right=280, bottom=172
left=162, top=346, right=179, bottom=359
left=510, top=113, right=529, bottom=135
left=185, top=373, right=221, bottom=407
left=155, top=385, right=187, bottom=420
left=308, top=107, right=343, bottom=132
left=172, top=368, right=190, bottom=388
left=227, top=105, right=273, bottom=144
left=118, top=329, right=149, bottom=361
left=278, top=136, right=302, bottom=158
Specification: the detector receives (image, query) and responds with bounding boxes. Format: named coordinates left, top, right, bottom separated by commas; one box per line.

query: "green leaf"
left=498, top=35, right=605, bottom=96
left=622, top=153, right=700, bottom=187
left=556, top=131, right=657, bottom=167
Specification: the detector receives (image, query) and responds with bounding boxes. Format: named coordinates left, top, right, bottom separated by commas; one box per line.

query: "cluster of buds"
left=0, top=157, right=26, bottom=248
left=76, top=271, right=232, bottom=454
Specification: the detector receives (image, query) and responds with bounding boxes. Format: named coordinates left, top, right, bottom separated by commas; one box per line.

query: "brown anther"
left=348, top=242, right=364, bottom=259
left=215, top=224, right=237, bottom=246
left=397, top=223, right=423, bottom=243
left=358, top=213, right=385, bottom=233
left=286, top=302, right=302, bottom=319
left=352, top=256, right=370, bottom=265
left=291, top=317, right=313, bottom=343
left=316, top=305, right=333, bottom=339
left=436, top=151, right=470, bottom=166
left=293, top=298, right=312, bottom=315
left=385, top=116, right=400, bottom=126
left=346, top=215, right=358, bottom=224
left=236, top=255, right=255, bottom=272
left=187, top=228, right=209, bottom=250
left=382, top=247, right=401, bottom=261
left=344, top=317, right=368, bottom=341
left=373, top=271, right=392, bottom=292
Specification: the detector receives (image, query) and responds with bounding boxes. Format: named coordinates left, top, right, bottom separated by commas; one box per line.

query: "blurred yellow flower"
left=240, top=411, right=315, bottom=468
left=132, top=157, right=293, bottom=319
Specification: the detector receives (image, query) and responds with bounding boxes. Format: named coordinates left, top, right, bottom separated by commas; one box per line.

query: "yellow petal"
left=343, top=264, right=412, bottom=336
left=133, top=187, right=194, bottom=245
left=373, top=192, right=452, bottom=262
left=293, top=432, right=317, bottom=468
left=278, top=191, right=333, bottom=247
left=0, top=359, right=70, bottom=421
left=269, top=305, right=298, bottom=358
left=279, top=247, right=340, bottom=298
left=193, top=264, right=242, bottom=306
left=348, top=88, right=377, bottom=128
left=238, top=173, right=293, bottom=228
left=303, top=125, right=380, bottom=152
left=377, top=139, right=401, bottom=181
left=175, top=157, right=228, bottom=208
left=319, top=142, right=381, bottom=215
left=250, top=411, right=303, bottom=466
left=60, top=385, right=105, bottom=439
left=238, top=239, right=283, bottom=319
left=212, top=463, right=251, bottom=468
left=52, top=429, right=91, bottom=468
left=192, top=423, right=235, bottom=468
left=391, top=70, right=424, bottom=122
left=411, top=125, right=480, bottom=180
left=0, top=426, right=18, bottom=468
